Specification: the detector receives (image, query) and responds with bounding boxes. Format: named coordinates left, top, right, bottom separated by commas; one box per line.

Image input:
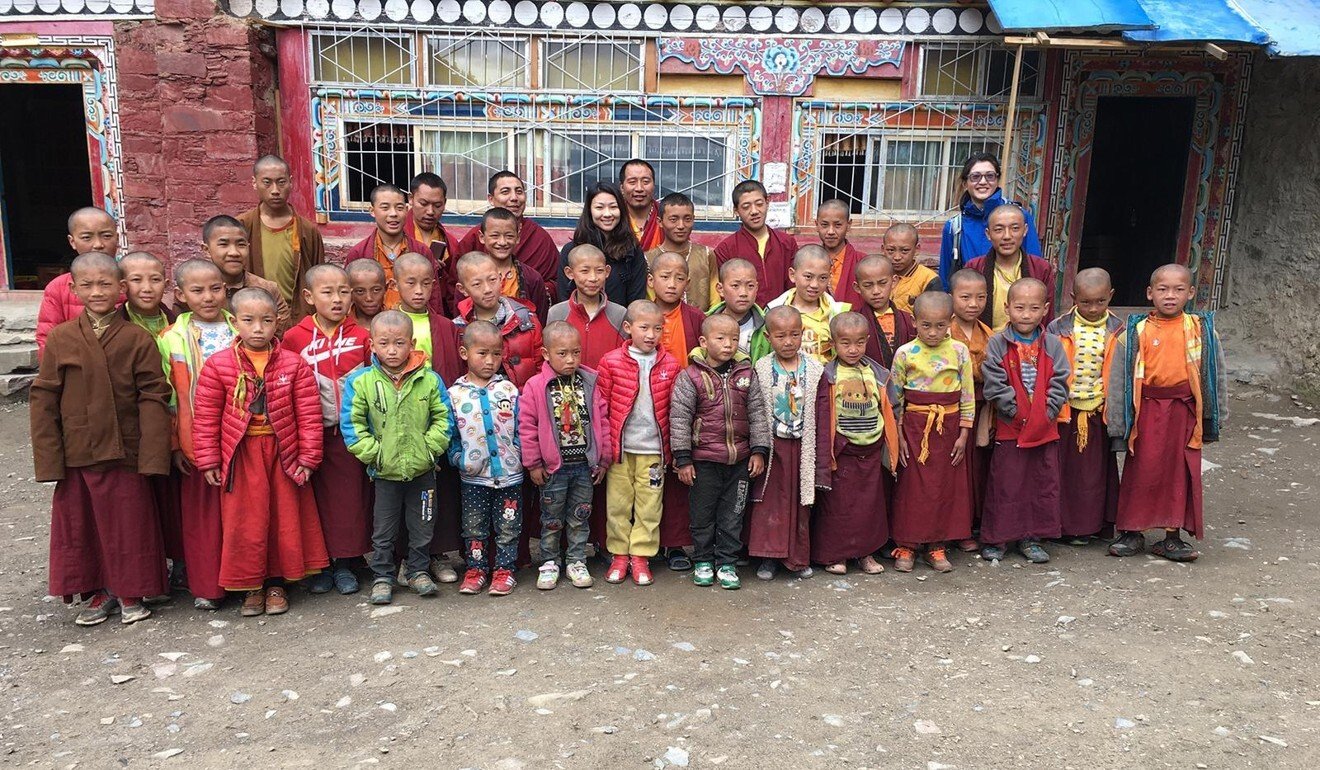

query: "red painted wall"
left=115, top=0, right=278, bottom=267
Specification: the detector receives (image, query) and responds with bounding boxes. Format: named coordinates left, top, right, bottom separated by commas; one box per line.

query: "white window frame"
left=539, top=36, right=646, bottom=94
left=423, top=32, right=532, bottom=90
left=308, top=30, right=419, bottom=88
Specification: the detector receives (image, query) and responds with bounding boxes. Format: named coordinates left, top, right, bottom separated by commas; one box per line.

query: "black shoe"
left=666, top=548, right=693, bottom=572
left=1108, top=531, right=1146, bottom=558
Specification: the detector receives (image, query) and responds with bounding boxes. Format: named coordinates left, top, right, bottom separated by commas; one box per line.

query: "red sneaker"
left=488, top=569, right=517, bottom=596
left=458, top=569, right=488, bottom=595
left=605, top=554, right=629, bottom=584
left=630, top=556, right=653, bottom=586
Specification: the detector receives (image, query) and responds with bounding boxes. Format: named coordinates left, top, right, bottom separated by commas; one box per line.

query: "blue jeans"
left=539, top=463, right=594, bottom=564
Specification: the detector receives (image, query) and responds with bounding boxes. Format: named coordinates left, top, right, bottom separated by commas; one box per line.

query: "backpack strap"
left=951, top=214, right=963, bottom=272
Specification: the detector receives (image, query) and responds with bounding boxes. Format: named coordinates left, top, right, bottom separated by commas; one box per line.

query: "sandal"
left=666, top=549, right=693, bottom=572
left=858, top=555, right=885, bottom=575
left=823, top=562, right=847, bottom=575
left=1151, top=536, right=1199, bottom=562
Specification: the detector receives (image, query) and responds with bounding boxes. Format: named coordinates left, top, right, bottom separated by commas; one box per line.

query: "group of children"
left=31, top=176, right=1225, bottom=627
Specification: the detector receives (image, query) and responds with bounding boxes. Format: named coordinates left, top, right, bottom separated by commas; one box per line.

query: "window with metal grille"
left=418, top=128, right=532, bottom=209
left=542, top=38, right=644, bottom=92
left=427, top=33, right=528, bottom=89
left=311, top=30, right=415, bottom=86
left=919, top=43, right=1042, bottom=100
left=343, top=122, right=415, bottom=202
left=795, top=100, right=1043, bottom=227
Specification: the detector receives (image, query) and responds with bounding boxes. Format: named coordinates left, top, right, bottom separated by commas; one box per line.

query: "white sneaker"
left=566, top=561, right=594, bottom=588
left=536, top=561, right=560, bottom=590
left=431, top=557, right=459, bottom=584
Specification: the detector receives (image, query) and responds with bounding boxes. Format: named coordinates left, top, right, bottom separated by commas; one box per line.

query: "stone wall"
left=1220, top=56, right=1320, bottom=394
left=116, top=0, right=277, bottom=267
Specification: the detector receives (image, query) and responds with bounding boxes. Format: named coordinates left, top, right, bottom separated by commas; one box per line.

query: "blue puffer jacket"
left=938, top=189, right=1043, bottom=289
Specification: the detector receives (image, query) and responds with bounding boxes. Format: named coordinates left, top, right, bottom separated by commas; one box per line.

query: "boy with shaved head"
left=345, top=184, right=440, bottom=314
left=31, top=252, right=173, bottom=625
left=203, top=215, right=292, bottom=335
left=889, top=291, right=976, bottom=573
left=980, top=278, right=1070, bottom=565
left=852, top=255, right=916, bottom=369
left=1045, top=267, right=1123, bottom=544
left=965, top=205, right=1056, bottom=331
left=767, top=245, right=851, bottom=364
left=670, top=313, right=770, bottom=590
left=37, top=207, right=122, bottom=354
left=342, top=310, right=452, bottom=604
left=815, top=199, right=868, bottom=308
left=1106, top=264, right=1225, bottom=562
left=238, top=154, right=326, bottom=319
left=454, top=170, right=561, bottom=301
left=812, top=311, right=897, bottom=576
left=160, top=259, right=236, bottom=609
left=884, top=223, right=941, bottom=314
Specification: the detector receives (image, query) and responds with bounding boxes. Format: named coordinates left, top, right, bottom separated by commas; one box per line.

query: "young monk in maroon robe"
left=889, top=292, right=976, bottom=574
left=949, top=268, right=994, bottom=551
left=193, top=288, right=329, bottom=617
left=714, top=180, right=798, bottom=307
left=750, top=307, right=827, bottom=579
left=161, top=259, right=236, bottom=610
left=1046, top=267, right=1123, bottom=545
left=852, top=256, right=916, bottom=370
left=454, top=171, right=561, bottom=302
left=283, top=265, right=372, bottom=595
left=980, top=278, right=1070, bottom=564
left=817, top=199, right=868, bottom=309
left=30, top=252, right=172, bottom=626
left=1106, top=264, right=1226, bottom=562
left=812, top=312, right=898, bottom=575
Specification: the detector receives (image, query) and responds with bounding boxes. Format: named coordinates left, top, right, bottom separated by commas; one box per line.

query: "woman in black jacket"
left=557, top=182, right=648, bottom=306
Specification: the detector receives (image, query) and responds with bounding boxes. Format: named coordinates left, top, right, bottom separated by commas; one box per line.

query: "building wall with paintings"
left=0, top=0, right=1265, bottom=313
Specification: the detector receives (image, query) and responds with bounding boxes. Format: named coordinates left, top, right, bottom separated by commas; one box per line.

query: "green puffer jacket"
left=340, top=353, right=452, bottom=481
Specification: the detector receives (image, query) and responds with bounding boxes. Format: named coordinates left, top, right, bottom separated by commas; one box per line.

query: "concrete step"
left=0, top=345, right=36, bottom=374
left=0, top=372, right=34, bottom=399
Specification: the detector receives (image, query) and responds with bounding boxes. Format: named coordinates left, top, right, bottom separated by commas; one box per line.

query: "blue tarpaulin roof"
left=1233, top=0, right=1320, bottom=55
left=988, top=0, right=1155, bottom=32
left=989, top=0, right=1288, bottom=49
left=1122, top=0, right=1271, bottom=45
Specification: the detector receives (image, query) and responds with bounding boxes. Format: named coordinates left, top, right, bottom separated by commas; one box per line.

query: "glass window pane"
left=641, top=135, right=728, bottom=209
left=343, top=122, right=415, bottom=203
left=880, top=140, right=941, bottom=212
left=920, top=46, right=981, bottom=97
left=313, top=33, right=413, bottom=86
left=544, top=132, right=633, bottom=209
left=428, top=36, right=527, bottom=89
left=418, top=129, right=531, bottom=210
left=985, top=49, right=1041, bottom=98
left=544, top=40, right=642, bottom=92
left=816, top=133, right=868, bottom=215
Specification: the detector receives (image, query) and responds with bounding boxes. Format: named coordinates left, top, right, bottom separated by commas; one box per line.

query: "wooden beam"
left=1000, top=43, right=1024, bottom=191
left=1204, top=42, right=1229, bottom=60
left=1003, top=35, right=1136, bottom=49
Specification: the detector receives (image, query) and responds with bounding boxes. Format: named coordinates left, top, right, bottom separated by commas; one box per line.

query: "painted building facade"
left=0, top=1, right=1275, bottom=310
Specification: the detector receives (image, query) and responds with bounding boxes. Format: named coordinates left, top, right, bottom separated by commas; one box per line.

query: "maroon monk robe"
left=1115, top=383, right=1204, bottom=538
left=152, top=473, right=185, bottom=562
left=313, top=433, right=374, bottom=559
left=830, top=242, right=868, bottom=308
left=50, top=468, right=168, bottom=601
left=455, top=217, right=561, bottom=303
left=179, top=469, right=224, bottom=601
left=863, top=304, right=916, bottom=370
left=810, top=379, right=890, bottom=565
left=659, top=470, right=693, bottom=549
left=714, top=226, right=799, bottom=307
left=1058, top=409, right=1119, bottom=537
left=218, top=435, right=330, bottom=590
left=892, top=390, right=974, bottom=546
left=749, top=436, right=812, bottom=571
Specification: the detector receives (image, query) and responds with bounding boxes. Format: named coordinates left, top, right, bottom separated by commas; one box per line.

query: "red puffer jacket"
left=594, top=341, right=681, bottom=464
left=454, top=296, right=544, bottom=389
left=192, top=342, right=323, bottom=486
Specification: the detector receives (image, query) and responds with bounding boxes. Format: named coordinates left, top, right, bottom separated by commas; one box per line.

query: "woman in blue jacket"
left=938, top=152, right=1043, bottom=289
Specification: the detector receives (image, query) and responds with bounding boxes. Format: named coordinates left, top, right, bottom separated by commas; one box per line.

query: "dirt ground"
left=0, top=389, right=1316, bottom=769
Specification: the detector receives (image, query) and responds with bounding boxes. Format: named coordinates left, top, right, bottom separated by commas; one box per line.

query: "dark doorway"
left=0, top=84, right=95, bottom=288
left=1078, top=96, right=1195, bottom=306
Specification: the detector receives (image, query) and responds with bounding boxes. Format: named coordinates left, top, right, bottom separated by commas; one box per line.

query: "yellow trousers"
left=605, top=452, right=664, bottom=557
